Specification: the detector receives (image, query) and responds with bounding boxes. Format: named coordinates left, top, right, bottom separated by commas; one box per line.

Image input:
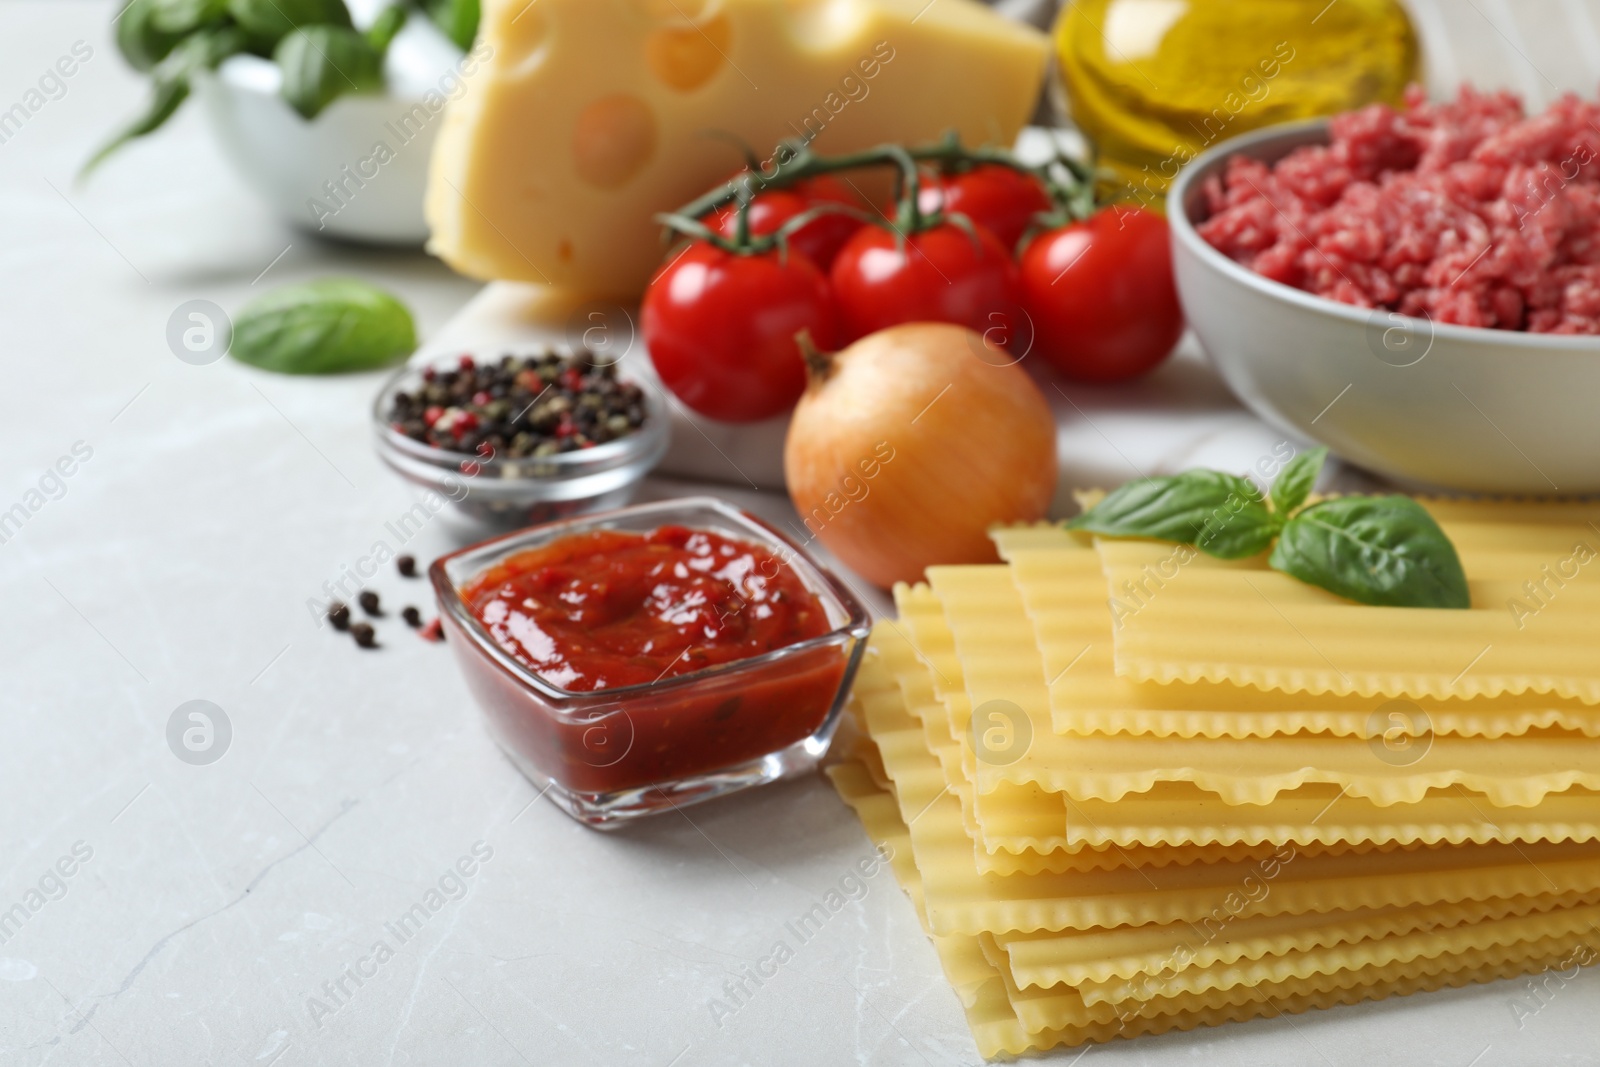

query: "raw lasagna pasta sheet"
left=1000, top=541, right=1600, bottom=739
left=926, top=561, right=1600, bottom=805
left=831, top=650, right=1596, bottom=1054
left=1099, top=502, right=1600, bottom=702
left=830, top=749, right=1591, bottom=1056
left=828, top=497, right=1600, bottom=1058
left=861, top=625, right=1600, bottom=934
left=883, top=589, right=1408, bottom=869
left=998, top=887, right=1600, bottom=989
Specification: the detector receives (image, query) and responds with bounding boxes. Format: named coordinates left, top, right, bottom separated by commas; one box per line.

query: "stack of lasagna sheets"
left=828, top=499, right=1600, bottom=1058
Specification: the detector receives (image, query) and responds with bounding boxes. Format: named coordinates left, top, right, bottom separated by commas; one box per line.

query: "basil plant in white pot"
left=88, top=0, right=483, bottom=245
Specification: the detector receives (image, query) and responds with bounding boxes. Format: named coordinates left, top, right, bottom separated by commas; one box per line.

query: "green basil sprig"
left=421, top=0, right=480, bottom=51
left=365, top=4, right=411, bottom=53
left=89, top=0, right=477, bottom=175
left=227, top=0, right=352, bottom=49
left=1062, top=468, right=1280, bottom=560
left=86, top=26, right=247, bottom=176
left=149, top=0, right=229, bottom=35
left=231, top=279, right=416, bottom=374
left=1269, top=445, right=1323, bottom=515
left=276, top=25, right=386, bottom=119
left=116, top=0, right=189, bottom=71
left=1269, top=497, right=1471, bottom=609
left=1067, top=448, right=1471, bottom=609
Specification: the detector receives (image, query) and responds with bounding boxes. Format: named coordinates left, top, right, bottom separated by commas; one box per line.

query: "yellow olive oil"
left=1054, top=0, right=1421, bottom=209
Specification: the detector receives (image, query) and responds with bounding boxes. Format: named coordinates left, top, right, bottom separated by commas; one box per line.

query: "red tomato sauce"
left=461, top=525, right=831, bottom=691
left=457, top=525, right=847, bottom=793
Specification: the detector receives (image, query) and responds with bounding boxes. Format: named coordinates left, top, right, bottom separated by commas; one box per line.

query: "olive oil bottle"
left=1054, top=0, right=1421, bottom=209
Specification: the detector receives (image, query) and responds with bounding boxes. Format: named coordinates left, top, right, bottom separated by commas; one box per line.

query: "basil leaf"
left=115, top=0, right=187, bottom=71
left=84, top=27, right=246, bottom=176
left=149, top=0, right=227, bottom=34
left=1067, top=470, right=1279, bottom=560
left=1270, top=445, right=1327, bottom=517
left=1270, top=497, right=1471, bottom=609
left=422, top=0, right=479, bottom=50
left=227, top=0, right=352, bottom=49
left=365, top=4, right=409, bottom=53
left=231, top=279, right=416, bottom=374
left=160, top=25, right=249, bottom=76
left=275, top=25, right=385, bottom=119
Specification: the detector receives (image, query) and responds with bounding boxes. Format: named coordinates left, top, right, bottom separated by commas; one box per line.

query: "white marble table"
left=3, top=3, right=1599, bottom=1066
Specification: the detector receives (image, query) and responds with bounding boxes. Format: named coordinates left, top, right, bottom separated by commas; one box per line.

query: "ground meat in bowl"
left=1198, top=86, right=1600, bottom=334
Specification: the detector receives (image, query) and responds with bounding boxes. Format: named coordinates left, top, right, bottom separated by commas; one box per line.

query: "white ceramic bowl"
left=193, top=15, right=463, bottom=245
left=1168, top=119, right=1600, bottom=495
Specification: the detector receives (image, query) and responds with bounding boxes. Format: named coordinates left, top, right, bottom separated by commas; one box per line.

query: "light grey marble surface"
left=3, top=3, right=1600, bottom=1066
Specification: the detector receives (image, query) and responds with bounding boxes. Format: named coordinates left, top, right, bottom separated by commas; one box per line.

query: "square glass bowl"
left=430, top=497, right=872, bottom=828
left=373, top=354, right=670, bottom=531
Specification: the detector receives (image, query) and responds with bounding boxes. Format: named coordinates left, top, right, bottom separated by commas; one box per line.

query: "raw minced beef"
left=1198, top=86, right=1600, bottom=334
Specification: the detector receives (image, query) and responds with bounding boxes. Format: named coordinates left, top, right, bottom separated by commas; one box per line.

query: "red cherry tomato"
left=709, top=176, right=864, bottom=271
left=1018, top=206, right=1183, bottom=383
left=915, top=164, right=1054, bottom=252
left=643, top=241, right=838, bottom=423
left=830, top=222, right=1021, bottom=345
left=790, top=175, right=867, bottom=268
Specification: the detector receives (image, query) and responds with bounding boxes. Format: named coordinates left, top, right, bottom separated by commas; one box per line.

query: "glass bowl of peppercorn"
left=373, top=350, right=669, bottom=529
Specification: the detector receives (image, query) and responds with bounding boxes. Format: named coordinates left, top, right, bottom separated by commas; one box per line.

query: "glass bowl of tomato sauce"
left=430, top=497, right=872, bottom=828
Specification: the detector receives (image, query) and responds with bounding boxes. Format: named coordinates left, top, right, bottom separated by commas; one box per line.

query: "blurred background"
left=4, top=1, right=1600, bottom=1064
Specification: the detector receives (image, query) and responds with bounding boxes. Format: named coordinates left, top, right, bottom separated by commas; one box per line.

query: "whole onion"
left=783, top=323, right=1058, bottom=587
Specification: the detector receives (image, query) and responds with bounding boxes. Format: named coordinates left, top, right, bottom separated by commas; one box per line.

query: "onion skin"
left=784, top=323, right=1058, bottom=587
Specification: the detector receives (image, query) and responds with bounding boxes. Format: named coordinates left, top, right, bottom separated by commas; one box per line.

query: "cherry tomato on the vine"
left=708, top=175, right=864, bottom=271
left=1018, top=206, right=1183, bottom=383
left=643, top=241, right=838, bottom=423
left=916, top=164, right=1054, bottom=252
left=830, top=222, right=1021, bottom=346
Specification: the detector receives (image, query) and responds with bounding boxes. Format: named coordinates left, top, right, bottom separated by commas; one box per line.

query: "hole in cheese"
left=646, top=13, right=732, bottom=92
left=572, top=94, right=659, bottom=190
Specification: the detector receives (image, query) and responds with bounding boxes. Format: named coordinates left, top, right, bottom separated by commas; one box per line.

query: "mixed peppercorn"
left=387, top=352, right=648, bottom=459
left=327, top=556, right=442, bottom=651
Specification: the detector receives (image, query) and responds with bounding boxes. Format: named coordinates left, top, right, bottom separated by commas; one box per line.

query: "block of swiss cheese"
left=425, top=0, right=1049, bottom=296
